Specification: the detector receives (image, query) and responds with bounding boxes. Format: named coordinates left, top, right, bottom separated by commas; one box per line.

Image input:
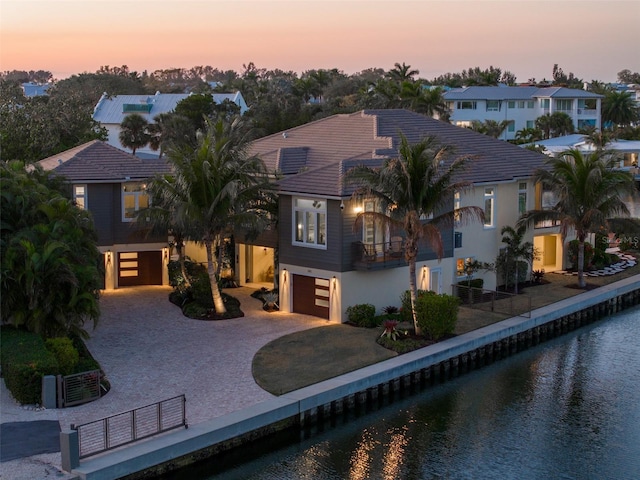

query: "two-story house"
left=443, top=86, right=603, bottom=140
left=37, top=140, right=172, bottom=289
left=247, top=110, right=561, bottom=322
left=92, top=91, right=249, bottom=157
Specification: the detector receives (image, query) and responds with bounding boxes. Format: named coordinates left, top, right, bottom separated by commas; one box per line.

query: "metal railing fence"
left=72, top=394, right=187, bottom=459
left=452, top=284, right=531, bottom=318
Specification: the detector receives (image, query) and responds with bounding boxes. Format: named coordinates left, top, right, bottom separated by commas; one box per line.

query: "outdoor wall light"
left=106, top=250, right=112, bottom=266
left=332, top=276, right=337, bottom=290
left=283, top=269, right=288, bottom=283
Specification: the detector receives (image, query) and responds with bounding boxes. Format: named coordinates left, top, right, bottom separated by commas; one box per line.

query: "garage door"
left=292, top=274, right=330, bottom=319
left=118, top=251, right=163, bottom=287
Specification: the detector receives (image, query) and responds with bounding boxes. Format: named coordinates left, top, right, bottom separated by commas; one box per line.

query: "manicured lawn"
left=252, top=252, right=640, bottom=395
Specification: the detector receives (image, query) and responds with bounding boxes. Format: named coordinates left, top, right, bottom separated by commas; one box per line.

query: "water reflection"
left=165, top=306, right=640, bottom=479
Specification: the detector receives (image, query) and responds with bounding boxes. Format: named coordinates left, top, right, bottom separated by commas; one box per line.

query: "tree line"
left=2, top=63, right=639, bottom=163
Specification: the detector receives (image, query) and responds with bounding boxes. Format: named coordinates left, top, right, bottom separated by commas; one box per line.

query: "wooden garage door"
left=292, top=274, right=330, bottom=319
left=118, top=251, right=163, bottom=287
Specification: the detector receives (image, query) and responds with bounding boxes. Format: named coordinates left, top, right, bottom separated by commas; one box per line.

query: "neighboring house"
left=532, top=134, right=640, bottom=175
left=443, top=86, right=603, bottom=140
left=37, top=140, right=172, bottom=289
left=92, top=91, right=249, bottom=156
left=21, top=82, right=50, bottom=97
left=247, top=109, right=563, bottom=322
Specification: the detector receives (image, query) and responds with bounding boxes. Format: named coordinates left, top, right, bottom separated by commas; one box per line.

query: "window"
left=540, top=98, right=550, bottom=109
left=534, top=183, right=560, bottom=228
left=527, top=101, right=535, bottom=109
left=122, top=182, right=149, bottom=222
left=454, top=191, right=461, bottom=224
left=456, top=256, right=475, bottom=277
left=507, top=101, right=515, bottom=109
left=486, top=100, right=500, bottom=112
left=518, top=182, right=527, bottom=216
left=526, top=120, right=535, bottom=129
left=73, top=184, right=87, bottom=209
left=484, top=187, right=495, bottom=228
left=555, top=99, right=573, bottom=111
left=507, top=121, right=515, bottom=132
left=293, top=198, right=326, bottom=248
left=517, top=101, right=526, bottom=109
left=457, top=101, right=477, bottom=110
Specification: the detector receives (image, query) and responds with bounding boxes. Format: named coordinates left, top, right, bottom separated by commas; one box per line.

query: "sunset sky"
left=1, top=0, right=638, bottom=83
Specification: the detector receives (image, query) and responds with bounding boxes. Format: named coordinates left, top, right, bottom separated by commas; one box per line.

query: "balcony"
left=352, top=238, right=406, bottom=271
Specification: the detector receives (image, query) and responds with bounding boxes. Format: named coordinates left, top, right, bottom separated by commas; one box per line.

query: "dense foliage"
left=414, top=291, right=460, bottom=341
left=1, top=161, right=102, bottom=338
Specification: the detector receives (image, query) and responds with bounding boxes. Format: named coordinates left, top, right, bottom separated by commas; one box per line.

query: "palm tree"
left=400, top=83, right=449, bottom=118
left=602, top=90, right=639, bottom=128
left=1, top=162, right=101, bottom=338
left=152, top=115, right=275, bottom=314
left=346, top=134, right=483, bottom=335
left=119, top=113, right=150, bottom=155
left=387, top=62, right=419, bottom=82
left=517, top=149, right=637, bottom=288
left=535, top=112, right=574, bottom=139
left=497, top=225, right=536, bottom=294
left=469, top=120, right=511, bottom=139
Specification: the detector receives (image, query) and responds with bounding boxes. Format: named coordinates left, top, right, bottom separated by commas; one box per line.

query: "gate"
left=57, top=370, right=101, bottom=407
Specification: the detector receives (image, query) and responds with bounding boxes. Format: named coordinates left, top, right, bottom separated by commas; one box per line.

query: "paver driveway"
left=23, top=286, right=328, bottom=429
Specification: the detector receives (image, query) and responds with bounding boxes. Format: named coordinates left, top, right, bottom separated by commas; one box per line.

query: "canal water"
left=165, top=305, right=640, bottom=480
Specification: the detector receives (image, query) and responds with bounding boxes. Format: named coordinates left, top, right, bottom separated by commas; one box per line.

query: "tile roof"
left=37, top=140, right=171, bottom=182
left=251, top=110, right=550, bottom=197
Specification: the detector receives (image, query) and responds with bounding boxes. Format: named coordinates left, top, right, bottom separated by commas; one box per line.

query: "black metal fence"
left=452, top=284, right=532, bottom=318
left=57, top=370, right=101, bottom=408
left=72, top=394, right=187, bottom=459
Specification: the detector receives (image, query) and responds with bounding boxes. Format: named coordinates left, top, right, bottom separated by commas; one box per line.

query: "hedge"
left=0, top=326, right=58, bottom=404
left=415, top=291, right=460, bottom=340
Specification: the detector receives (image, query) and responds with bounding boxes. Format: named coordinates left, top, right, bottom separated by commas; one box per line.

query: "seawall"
left=69, top=275, right=640, bottom=480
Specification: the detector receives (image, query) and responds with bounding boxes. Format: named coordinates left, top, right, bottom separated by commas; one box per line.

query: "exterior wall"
left=278, top=258, right=455, bottom=323
left=454, top=181, right=537, bottom=289
left=278, top=196, right=344, bottom=272
left=87, top=183, right=115, bottom=246
left=448, top=96, right=601, bottom=141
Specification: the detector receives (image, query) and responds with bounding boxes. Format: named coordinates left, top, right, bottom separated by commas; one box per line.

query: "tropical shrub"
left=567, top=240, right=594, bottom=270
left=346, top=303, right=377, bottom=327
left=400, top=289, right=429, bottom=323
left=0, top=326, right=58, bottom=404
left=415, top=292, right=460, bottom=340
left=45, top=337, right=79, bottom=376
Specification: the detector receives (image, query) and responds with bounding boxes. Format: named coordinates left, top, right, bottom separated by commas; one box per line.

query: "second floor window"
left=122, top=182, right=149, bottom=222
left=486, top=100, right=500, bottom=111
left=293, top=198, right=326, bottom=248
left=484, top=187, right=495, bottom=228
left=73, top=184, right=87, bottom=209
left=555, top=99, right=573, bottom=111
left=518, top=182, right=527, bottom=216
left=457, top=101, right=477, bottom=110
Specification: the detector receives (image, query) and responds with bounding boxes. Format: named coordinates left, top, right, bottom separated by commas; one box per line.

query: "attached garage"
left=118, top=251, right=163, bottom=287
left=292, top=274, right=330, bottom=319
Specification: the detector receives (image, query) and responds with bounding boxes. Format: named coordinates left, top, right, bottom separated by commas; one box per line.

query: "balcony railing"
left=352, top=239, right=406, bottom=270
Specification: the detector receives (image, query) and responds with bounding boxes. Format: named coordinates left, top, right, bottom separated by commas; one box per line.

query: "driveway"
left=57, top=286, right=329, bottom=428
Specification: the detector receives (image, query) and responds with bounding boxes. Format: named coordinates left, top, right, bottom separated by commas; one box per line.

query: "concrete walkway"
left=0, top=286, right=329, bottom=480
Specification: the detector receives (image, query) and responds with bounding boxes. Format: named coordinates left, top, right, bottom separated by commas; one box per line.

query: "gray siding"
left=279, top=196, right=344, bottom=272
left=88, top=184, right=115, bottom=246
left=88, top=183, right=165, bottom=247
